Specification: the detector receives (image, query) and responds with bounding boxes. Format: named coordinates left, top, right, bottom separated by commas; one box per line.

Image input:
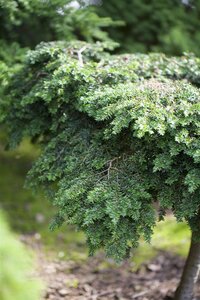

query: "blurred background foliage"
left=0, top=0, right=116, bottom=47
left=96, top=0, right=200, bottom=55
left=0, top=0, right=196, bottom=272
left=1, top=1, right=199, bottom=54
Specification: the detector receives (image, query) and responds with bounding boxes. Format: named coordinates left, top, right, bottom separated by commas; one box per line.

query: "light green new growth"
left=3, top=41, right=200, bottom=261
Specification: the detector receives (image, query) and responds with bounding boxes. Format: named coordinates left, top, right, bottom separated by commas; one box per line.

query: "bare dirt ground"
left=21, top=235, right=200, bottom=300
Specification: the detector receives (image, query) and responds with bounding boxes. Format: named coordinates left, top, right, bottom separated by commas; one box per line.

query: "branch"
left=76, top=46, right=87, bottom=67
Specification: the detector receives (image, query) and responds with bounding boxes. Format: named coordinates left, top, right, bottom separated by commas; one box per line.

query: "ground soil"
left=21, top=235, right=200, bottom=300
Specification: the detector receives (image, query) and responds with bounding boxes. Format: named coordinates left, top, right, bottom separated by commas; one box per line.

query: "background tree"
left=0, top=0, right=116, bottom=47
left=96, top=0, right=200, bottom=55
left=3, top=41, right=200, bottom=300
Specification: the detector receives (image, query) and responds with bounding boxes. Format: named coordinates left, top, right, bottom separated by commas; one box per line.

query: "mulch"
left=21, top=235, right=200, bottom=300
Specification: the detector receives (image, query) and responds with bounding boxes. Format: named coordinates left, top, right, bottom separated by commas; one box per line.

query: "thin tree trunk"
left=174, top=231, right=200, bottom=300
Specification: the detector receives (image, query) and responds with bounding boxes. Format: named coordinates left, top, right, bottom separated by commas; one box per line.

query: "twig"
left=76, top=46, right=87, bottom=67
left=96, top=289, right=116, bottom=297
left=132, top=290, right=148, bottom=299
left=96, top=156, right=121, bottom=182
left=107, top=157, right=120, bottom=179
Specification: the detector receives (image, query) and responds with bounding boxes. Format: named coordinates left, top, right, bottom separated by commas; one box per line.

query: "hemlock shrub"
left=3, top=41, right=200, bottom=258
left=2, top=41, right=200, bottom=299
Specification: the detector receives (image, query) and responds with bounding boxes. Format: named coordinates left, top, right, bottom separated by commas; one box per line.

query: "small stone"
left=48, top=295, right=56, bottom=300
left=45, top=288, right=55, bottom=299
left=34, top=233, right=41, bottom=240
left=45, top=265, right=57, bottom=274
left=147, top=264, right=161, bottom=272
left=58, top=289, right=69, bottom=296
left=35, top=213, right=45, bottom=223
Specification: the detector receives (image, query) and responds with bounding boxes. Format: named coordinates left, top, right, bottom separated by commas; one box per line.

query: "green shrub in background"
left=0, top=211, right=43, bottom=300
left=97, top=0, right=200, bottom=55
left=0, top=0, right=116, bottom=48
left=0, top=40, right=27, bottom=122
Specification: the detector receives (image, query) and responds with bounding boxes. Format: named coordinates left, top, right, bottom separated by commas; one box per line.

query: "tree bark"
left=174, top=231, right=200, bottom=300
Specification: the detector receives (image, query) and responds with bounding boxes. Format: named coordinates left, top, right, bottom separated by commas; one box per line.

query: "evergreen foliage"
left=0, top=41, right=27, bottom=122
left=0, top=0, right=117, bottom=119
left=3, top=42, right=200, bottom=261
left=0, top=0, right=116, bottom=47
left=0, top=211, right=43, bottom=300
left=97, top=0, right=200, bottom=55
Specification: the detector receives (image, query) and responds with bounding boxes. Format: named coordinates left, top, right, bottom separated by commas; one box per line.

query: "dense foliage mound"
left=0, top=211, right=43, bottom=300
left=3, top=42, right=200, bottom=261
